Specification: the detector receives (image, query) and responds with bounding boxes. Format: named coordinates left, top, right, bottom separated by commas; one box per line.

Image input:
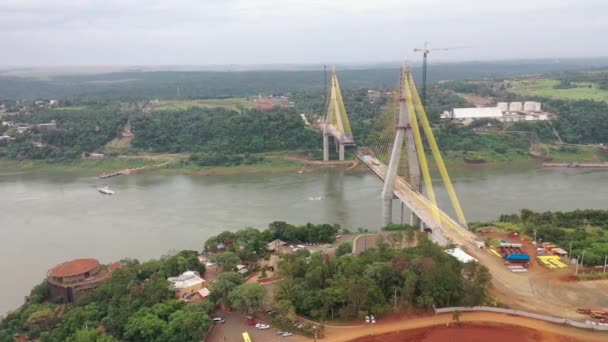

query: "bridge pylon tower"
left=323, top=67, right=355, bottom=161
left=381, top=66, right=467, bottom=230
left=382, top=66, right=421, bottom=227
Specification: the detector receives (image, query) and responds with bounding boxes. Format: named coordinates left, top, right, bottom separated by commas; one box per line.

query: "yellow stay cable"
left=334, top=75, right=353, bottom=136
left=407, top=73, right=468, bottom=227
left=403, top=75, right=441, bottom=224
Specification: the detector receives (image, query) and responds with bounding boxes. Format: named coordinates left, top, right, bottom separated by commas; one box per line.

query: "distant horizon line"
left=2, top=56, right=608, bottom=76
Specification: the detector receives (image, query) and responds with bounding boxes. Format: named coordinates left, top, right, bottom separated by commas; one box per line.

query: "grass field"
left=509, top=79, right=608, bottom=101
left=545, top=145, right=608, bottom=162
left=154, top=98, right=252, bottom=112
left=161, top=157, right=302, bottom=176
left=0, top=158, right=157, bottom=174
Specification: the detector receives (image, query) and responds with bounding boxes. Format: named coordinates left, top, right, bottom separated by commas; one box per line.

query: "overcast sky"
left=0, top=0, right=606, bottom=66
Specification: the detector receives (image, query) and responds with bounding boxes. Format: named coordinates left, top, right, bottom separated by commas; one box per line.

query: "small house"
left=168, top=271, right=206, bottom=300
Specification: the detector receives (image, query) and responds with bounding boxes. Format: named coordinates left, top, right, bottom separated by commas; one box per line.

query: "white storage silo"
left=509, top=102, right=523, bottom=112
left=497, top=102, right=509, bottom=112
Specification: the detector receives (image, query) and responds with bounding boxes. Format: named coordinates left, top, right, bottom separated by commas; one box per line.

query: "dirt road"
left=321, top=312, right=607, bottom=342
left=463, top=244, right=608, bottom=320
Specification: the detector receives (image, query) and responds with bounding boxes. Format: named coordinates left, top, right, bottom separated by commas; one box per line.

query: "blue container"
left=505, top=254, right=530, bottom=262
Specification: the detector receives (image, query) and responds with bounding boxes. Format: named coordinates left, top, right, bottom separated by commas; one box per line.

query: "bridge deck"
left=325, top=124, right=355, bottom=145
left=359, top=155, right=477, bottom=245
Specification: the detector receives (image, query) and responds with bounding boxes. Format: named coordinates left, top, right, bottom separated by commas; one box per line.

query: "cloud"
left=0, top=0, right=605, bottom=66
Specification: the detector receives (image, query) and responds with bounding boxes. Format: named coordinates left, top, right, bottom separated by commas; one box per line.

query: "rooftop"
left=452, top=107, right=503, bottom=119
left=49, top=258, right=99, bottom=278
left=168, top=271, right=205, bottom=290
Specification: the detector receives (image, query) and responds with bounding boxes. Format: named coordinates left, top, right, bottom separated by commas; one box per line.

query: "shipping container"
left=505, top=254, right=530, bottom=262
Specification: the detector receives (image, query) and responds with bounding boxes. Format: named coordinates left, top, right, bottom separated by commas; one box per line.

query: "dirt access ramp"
left=322, top=312, right=606, bottom=342
left=349, top=323, right=574, bottom=342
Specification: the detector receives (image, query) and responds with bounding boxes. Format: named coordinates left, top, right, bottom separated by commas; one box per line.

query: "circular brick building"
left=47, top=258, right=117, bottom=303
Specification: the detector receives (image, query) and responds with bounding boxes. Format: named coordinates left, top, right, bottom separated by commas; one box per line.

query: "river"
left=1, top=163, right=607, bottom=314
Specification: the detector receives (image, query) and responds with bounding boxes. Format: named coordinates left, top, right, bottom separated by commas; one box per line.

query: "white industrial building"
left=509, top=102, right=523, bottom=112
left=444, top=101, right=550, bottom=125
left=452, top=107, right=504, bottom=119
left=523, top=101, right=542, bottom=112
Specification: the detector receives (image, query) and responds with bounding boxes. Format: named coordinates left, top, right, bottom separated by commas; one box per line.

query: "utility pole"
left=575, top=256, right=579, bottom=275
left=322, top=65, right=330, bottom=162
left=533, top=229, right=537, bottom=246
left=604, top=255, right=607, bottom=273
left=323, top=64, right=327, bottom=105
left=569, top=241, right=572, bottom=259
left=393, top=288, right=398, bottom=312
left=581, top=250, right=586, bottom=269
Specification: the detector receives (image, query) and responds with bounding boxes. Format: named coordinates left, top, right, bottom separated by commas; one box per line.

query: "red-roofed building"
left=47, top=258, right=120, bottom=303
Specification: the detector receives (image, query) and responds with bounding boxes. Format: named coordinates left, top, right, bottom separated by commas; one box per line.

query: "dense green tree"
left=211, top=252, right=240, bottom=272
left=161, top=307, right=212, bottom=342
left=227, top=284, right=266, bottom=315
left=124, top=310, right=167, bottom=342
left=335, top=242, right=352, bottom=257
left=66, top=328, right=120, bottom=342
left=209, top=272, right=244, bottom=307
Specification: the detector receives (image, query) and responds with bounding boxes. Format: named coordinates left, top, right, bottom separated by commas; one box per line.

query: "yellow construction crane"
left=413, top=42, right=468, bottom=104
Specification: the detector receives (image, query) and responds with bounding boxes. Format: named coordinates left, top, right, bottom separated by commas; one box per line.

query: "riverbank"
left=441, top=142, right=608, bottom=165
left=0, top=153, right=354, bottom=177
left=0, top=158, right=159, bottom=175
left=1, top=144, right=606, bottom=177
left=544, top=162, right=608, bottom=168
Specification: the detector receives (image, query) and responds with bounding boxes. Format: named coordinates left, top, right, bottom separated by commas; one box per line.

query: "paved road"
left=205, top=311, right=306, bottom=342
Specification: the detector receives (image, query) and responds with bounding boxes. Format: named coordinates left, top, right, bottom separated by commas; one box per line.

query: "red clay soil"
left=349, top=323, right=583, bottom=342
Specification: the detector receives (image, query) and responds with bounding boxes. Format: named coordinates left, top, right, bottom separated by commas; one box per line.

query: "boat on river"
left=97, top=186, right=115, bottom=195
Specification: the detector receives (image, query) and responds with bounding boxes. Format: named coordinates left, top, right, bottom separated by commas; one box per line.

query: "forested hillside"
left=0, top=103, right=130, bottom=160
left=2, top=58, right=606, bottom=100
left=275, top=234, right=491, bottom=321
left=131, top=107, right=317, bottom=153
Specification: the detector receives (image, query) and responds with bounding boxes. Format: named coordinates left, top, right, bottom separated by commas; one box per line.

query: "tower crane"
left=413, top=42, right=467, bottom=105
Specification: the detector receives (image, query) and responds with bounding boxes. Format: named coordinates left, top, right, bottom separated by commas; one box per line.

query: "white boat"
left=97, top=186, right=115, bottom=195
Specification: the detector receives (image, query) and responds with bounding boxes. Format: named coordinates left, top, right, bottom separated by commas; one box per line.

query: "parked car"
left=364, top=315, right=370, bottom=323
left=282, top=332, right=293, bottom=337
left=212, top=317, right=225, bottom=324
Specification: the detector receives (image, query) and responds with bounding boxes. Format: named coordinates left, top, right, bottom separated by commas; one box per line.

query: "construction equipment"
left=413, top=42, right=467, bottom=104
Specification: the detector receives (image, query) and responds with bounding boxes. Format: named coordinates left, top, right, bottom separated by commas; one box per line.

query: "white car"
left=364, top=315, right=370, bottom=323
left=258, top=324, right=271, bottom=330
left=282, top=332, right=293, bottom=337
